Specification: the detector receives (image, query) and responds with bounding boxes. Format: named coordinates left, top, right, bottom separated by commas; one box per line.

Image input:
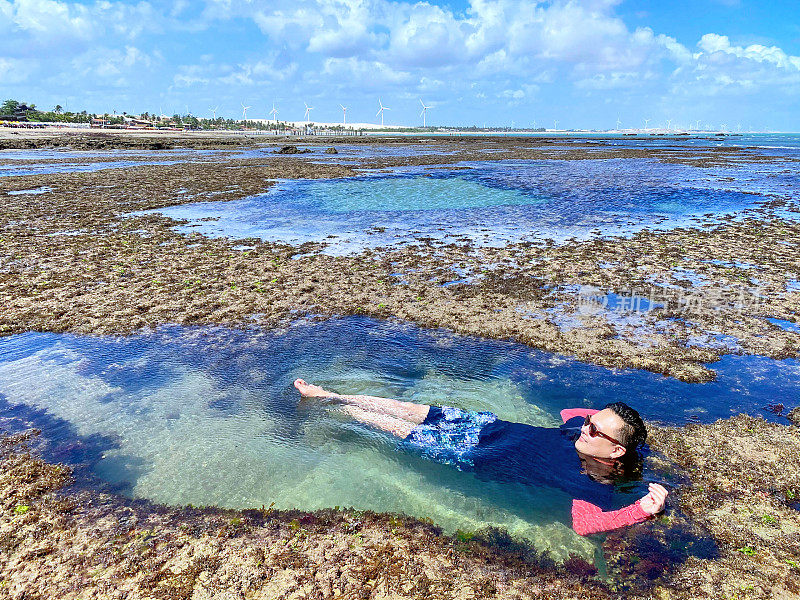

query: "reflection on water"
left=140, top=158, right=795, bottom=254
left=0, top=317, right=798, bottom=560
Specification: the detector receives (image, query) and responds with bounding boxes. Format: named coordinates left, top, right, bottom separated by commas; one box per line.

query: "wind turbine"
left=553, top=119, right=558, bottom=131
left=419, top=99, right=431, bottom=128
left=695, top=119, right=701, bottom=131
left=210, top=106, right=218, bottom=120
left=376, top=99, right=389, bottom=126
left=666, top=119, right=672, bottom=132
left=338, top=104, right=348, bottom=126
left=304, top=102, right=313, bottom=123
left=644, top=118, right=650, bottom=131
left=616, top=117, right=622, bottom=130
left=241, top=102, right=251, bottom=121
left=269, top=103, right=278, bottom=122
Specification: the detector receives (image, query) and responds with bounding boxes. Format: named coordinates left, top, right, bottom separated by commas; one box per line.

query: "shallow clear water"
left=1, top=318, right=797, bottom=559
left=140, top=158, right=795, bottom=254
left=0, top=148, right=218, bottom=177
left=0, top=159, right=186, bottom=177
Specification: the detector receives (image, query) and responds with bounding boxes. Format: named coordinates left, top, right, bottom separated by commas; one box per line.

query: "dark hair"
left=604, top=402, right=647, bottom=449
left=579, top=451, right=644, bottom=485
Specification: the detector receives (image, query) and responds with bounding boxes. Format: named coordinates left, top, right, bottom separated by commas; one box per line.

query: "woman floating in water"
left=294, top=378, right=668, bottom=535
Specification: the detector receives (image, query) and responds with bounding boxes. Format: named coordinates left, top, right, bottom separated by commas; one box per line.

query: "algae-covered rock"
left=0, top=431, right=618, bottom=599
left=647, top=416, right=800, bottom=599
left=277, top=145, right=300, bottom=154
left=277, top=145, right=312, bottom=154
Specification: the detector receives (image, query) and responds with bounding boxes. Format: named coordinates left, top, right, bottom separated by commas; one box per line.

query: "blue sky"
left=1, top=0, right=799, bottom=129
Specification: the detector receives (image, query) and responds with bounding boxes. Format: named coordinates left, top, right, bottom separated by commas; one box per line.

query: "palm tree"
left=54, top=105, right=63, bottom=114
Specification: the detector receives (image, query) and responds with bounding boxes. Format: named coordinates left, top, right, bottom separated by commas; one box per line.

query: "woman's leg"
left=293, top=378, right=430, bottom=436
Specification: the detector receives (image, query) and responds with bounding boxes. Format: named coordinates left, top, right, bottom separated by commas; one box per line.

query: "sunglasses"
left=583, top=415, right=622, bottom=446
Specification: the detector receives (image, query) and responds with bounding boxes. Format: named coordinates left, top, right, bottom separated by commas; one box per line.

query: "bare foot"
left=294, top=379, right=335, bottom=398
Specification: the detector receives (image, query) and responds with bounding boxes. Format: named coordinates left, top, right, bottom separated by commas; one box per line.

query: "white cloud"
left=215, top=55, right=299, bottom=87
left=0, top=57, right=32, bottom=83
left=173, top=65, right=210, bottom=88
left=500, top=88, right=524, bottom=99
left=307, top=0, right=383, bottom=57
left=664, top=33, right=800, bottom=99
left=1, top=0, right=164, bottom=54
left=576, top=71, right=638, bottom=89
left=70, top=45, right=155, bottom=83
left=201, top=0, right=692, bottom=77
left=10, top=0, right=93, bottom=40
left=696, top=34, right=800, bottom=70
left=322, top=56, right=412, bottom=88
left=2, top=0, right=800, bottom=127
left=385, top=2, right=466, bottom=68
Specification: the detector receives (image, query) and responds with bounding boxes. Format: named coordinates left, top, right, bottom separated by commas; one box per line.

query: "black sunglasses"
left=584, top=415, right=622, bottom=446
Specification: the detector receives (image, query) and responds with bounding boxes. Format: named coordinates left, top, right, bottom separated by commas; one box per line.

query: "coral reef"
left=1, top=135, right=798, bottom=382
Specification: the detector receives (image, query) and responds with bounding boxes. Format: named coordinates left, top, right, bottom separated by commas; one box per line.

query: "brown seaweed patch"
left=1, top=431, right=625, bottom=599
left=646, top=416, right=800, bottom=598
left=1, top=140, right=799, bottom=385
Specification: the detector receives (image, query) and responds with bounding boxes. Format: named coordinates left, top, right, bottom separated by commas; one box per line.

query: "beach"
left=1, top=130, right=799, bottom=598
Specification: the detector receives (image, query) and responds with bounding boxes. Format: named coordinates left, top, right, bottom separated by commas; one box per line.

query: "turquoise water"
left=141, top=157, right=796, bottom=253
left=1, top=318, right=797, bottom=560
left=309, top=176, right=538, bottom=212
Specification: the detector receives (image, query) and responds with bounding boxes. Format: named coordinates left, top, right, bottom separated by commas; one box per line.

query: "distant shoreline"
left=0, top=125, right=788, bottom=143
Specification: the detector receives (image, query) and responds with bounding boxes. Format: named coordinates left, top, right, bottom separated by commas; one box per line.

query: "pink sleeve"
left=560, top=408, right=599, bottom=424
left=571, top=499, right=652, bottom=536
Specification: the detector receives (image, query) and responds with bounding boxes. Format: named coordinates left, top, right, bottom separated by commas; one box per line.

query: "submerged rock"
left=277, top=145, right=312, bottom=154
left=325, top=147, right=338, bottom=154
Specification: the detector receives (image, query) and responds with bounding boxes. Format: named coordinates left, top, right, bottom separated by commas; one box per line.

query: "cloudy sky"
left=2, top=0, right=799, bottom=129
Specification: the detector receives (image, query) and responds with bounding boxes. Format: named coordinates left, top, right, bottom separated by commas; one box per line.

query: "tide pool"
left=0, top=318, right=797, bottom=561
left=141, top=158, right=795, bottom=254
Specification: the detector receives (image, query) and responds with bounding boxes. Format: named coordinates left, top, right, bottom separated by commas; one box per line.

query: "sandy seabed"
left=1, top=130, right=799, bottom=598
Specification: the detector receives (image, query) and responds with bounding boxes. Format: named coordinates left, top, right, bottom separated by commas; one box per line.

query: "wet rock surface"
left=0, top=431, right=617, bottom=600
left=1, top=132, right=799, bottom=597
left=644, top=416, right=800, bottom=599
left=277, top=145, right=312, bottom=154
left=1, top=135, right=798, bottom=382
left=0, top=131, right=261, bottom=151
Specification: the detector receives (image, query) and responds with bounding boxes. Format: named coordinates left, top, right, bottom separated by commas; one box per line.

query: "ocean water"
left=0, top=148, right=217, bottom=177
left=0, top=158, right=186, bottom=177
left=0, top=318, right=797, bottom=560
left=140, top=157, right=797, bottom=254
left=369, top=132, right=800, bottom=152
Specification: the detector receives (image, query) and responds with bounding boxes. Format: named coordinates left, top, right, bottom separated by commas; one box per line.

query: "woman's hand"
left=638, top=483, right=668, bottom=515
